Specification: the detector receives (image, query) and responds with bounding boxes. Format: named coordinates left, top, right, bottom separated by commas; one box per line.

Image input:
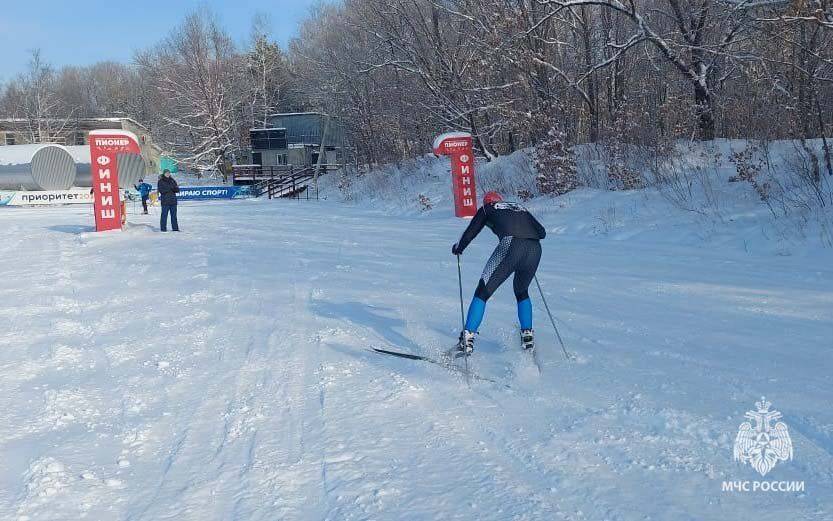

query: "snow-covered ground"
left=1, top=196, right=832, bottom=520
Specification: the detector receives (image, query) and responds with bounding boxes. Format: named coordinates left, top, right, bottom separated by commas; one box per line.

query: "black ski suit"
left=454, top=201, right=546, bottom=302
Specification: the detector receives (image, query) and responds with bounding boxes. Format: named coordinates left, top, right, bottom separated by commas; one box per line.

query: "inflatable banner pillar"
left=88, top=129, right=141, bottom=232
left=433, top=132, right=477, bottom=218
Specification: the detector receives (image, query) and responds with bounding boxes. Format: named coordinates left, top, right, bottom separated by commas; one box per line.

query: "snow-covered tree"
left=246, top=15, right=293, bottom=128
left=534, top=127, right=578, bottom=195
left=2, top=50, right=75, bottom=142
left=136, top=10, right=244, bottom=175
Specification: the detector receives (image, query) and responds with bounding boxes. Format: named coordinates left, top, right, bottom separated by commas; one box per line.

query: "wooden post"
left=314, top=114, right=331, bottom=198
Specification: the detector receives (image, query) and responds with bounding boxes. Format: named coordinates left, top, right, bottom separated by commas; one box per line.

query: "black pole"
left=534, top=275, right=572, bottom=361
left=457, top=255, right=465, bottom=328
left=457, top=254, right=470, bottom=385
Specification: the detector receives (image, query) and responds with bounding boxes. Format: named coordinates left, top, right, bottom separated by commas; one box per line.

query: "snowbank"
left=319, top=139, right=833, bottom=256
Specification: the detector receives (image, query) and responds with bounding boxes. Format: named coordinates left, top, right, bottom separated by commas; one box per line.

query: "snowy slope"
left=0, top=199, right=831, bottom=520
left=319, top=139, right=833, bottom=256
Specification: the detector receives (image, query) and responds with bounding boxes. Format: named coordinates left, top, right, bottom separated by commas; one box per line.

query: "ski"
left=370, top=347, right=507, bottom=387
left=527, top=347, right=543, bottom=375
left=520, top=330, right=543, bottom=375
left=447, top=348, right=473, bottom=387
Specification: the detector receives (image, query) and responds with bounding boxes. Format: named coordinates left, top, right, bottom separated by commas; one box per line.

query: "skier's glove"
left=452, top=243, right=463, bottom=255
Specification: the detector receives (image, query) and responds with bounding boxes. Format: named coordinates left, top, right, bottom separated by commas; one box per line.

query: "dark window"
left=75, top=132, right=86, bottom=145
left=250, top=129, right=286, bottom=150
left=252, top=152, right=262, bottom=165
left=5, top=133, right=15, bottom=145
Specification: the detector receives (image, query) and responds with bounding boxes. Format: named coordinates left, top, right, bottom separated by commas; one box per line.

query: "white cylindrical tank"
left=67, top=145, right=146, bottom=188
left=115, top=151, right=147, bottom=188
left=0, top=144, right=77, bottom=190
left=66, top=145, right=92, bottom=188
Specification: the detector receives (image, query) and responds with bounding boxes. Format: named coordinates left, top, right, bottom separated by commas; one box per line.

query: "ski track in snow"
left=0, top=200, right=831, bottom=520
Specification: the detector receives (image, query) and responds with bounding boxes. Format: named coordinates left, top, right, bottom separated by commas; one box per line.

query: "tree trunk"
left=816, top=96, right=833, bottom=177
left=693, top=81, right=715, bottom=141
left=580, top=7, right=600, bottom=143
left=469, top=113, right=495, bottom=161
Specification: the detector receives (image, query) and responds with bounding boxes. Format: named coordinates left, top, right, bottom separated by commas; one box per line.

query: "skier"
left=157, top=169, right=180, bottom=232
left=452, top=191, right=546, bottom=354
left=134, top=178, right=152, bottom=214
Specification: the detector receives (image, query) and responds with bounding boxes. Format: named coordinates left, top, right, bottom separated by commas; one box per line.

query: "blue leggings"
left=464, top=237, right=540, bottom=332
left=465, top=296, right=532, bottom=332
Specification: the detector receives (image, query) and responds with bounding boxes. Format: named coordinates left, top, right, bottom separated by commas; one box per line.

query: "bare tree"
left=246, top=14, right=293, bottom=128
left=136, top=9, right=244, bottom=177
left=2, top=0, right=829, bottom=176
left=5, top=50, right=76, bottom=142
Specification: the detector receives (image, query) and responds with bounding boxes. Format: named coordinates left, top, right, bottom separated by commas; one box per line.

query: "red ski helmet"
left=483, top=191, right=503, bottom=205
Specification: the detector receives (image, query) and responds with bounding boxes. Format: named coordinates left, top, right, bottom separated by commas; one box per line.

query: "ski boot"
left=521, top=329, right=534, bottom=351
left=456, top=330, right=476, bottom=356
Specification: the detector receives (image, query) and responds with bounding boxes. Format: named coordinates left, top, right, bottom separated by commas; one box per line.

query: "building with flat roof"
left=249, top=112, right=345, bottom=169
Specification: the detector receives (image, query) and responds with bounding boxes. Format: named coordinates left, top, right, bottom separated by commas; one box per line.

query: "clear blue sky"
left=0, top=0, right=321, bottom=82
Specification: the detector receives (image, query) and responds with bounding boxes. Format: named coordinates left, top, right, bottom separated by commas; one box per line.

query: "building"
left=249, top=112, right=345, bottom=169
left=0, top=117, right=163, bottom=177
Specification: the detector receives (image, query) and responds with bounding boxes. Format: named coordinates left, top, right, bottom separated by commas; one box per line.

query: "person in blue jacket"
left=134, top=178, right=153, bottom=214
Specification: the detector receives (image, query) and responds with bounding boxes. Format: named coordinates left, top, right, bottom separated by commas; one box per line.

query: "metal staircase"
left=233, top=165, right=318, bottom=200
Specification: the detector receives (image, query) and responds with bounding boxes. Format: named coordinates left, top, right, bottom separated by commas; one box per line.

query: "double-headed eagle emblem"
left=733, top=397, right=793, bottom=476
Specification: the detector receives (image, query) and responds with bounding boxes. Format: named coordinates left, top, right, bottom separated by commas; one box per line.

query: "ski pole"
left=456, top=254, right=471, bottom=385
left=456, top=254, right=465, bottom=329
left=534, top=275, right=572, bottom=361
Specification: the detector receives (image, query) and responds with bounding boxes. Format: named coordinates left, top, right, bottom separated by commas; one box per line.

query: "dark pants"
left=141, top=195, right=149, bottom=213
left=464, top=237, right=542, bottom=332
left=475, top=237, right=541, bottom=302
left=161, top=205, right=179, bottom=231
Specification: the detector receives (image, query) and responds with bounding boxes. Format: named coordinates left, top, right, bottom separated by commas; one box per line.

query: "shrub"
left=534, top=128, right=578, bottom=195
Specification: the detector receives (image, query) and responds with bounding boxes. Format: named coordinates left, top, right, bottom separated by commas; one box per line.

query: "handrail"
left=260, top=173, right=315, bottom=200
left=233, top=165, right=294, bottom=184
left=233, top=165, right=320, bottom=200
